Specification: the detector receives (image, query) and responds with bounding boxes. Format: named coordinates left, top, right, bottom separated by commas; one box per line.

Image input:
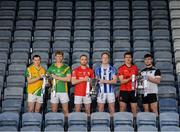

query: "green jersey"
left=47, top=63, right=71, bottom=93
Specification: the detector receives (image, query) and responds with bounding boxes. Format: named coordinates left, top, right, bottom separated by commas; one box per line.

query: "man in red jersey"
left=118, top=51, right=138, bottom=117
left=71, top=54, right=94, bottom=116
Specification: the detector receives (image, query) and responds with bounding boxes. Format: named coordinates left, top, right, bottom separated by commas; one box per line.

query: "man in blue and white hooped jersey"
left=95, top=51, right=117, bottom=117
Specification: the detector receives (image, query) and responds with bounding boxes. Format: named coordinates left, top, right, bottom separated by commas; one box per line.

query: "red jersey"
left=118, top=64, right=138, bottom=91
left=72, top=66, right=95, bottom=96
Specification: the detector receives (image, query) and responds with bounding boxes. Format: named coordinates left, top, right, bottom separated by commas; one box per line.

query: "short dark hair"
left=101, top=51, right=110, bottom=58
left=124, top=51, right=133, bottom=58
left=144, top=53, right=153, bottom=59
left=32, top=55, right=41, bottom=60
left=80, top=54, right=88, bottom=59
left=55, top=50, right=64, bottom=57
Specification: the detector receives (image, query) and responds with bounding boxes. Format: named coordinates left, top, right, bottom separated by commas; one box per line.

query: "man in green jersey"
left=47, top=51, right=71, bottom=117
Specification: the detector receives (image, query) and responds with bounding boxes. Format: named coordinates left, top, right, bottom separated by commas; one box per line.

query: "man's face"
left=80, top=56, right=88, bottom=66
left=101, top=54, right=109, bottom=65
left=33, top=57, right=41, bottom=66
left=124, top=55, right=132, bottom=64
left=55, top=54, right=63, bottom=63
left=144, top=57, right=153, bottom=66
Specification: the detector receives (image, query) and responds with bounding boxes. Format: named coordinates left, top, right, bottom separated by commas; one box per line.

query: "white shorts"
left=97, top=93, right=115, bottom=104
left=28, top=94, right=43, bottom=104
left=74, top=96, right=91, bottom=104
left=50, top=93, right=69, bottom=104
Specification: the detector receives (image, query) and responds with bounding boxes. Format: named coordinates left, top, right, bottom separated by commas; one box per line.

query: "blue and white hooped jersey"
left=95, top=65, right=116, bottom=93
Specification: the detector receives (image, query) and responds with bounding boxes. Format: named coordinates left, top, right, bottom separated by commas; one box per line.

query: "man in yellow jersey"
left=47, top=51, right=71, bottom=117
left=25, top=55, right=46, bottom=112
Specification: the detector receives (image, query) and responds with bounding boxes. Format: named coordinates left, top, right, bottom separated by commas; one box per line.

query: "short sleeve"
left=117, top=67, right=123, bottom=76
left=95, top=67, right=100, bottom=77
left=111, top=67, right=116, bottom=76
left=155, top=69, right=161, bottom=76
left=65, top=67, right=71, bottom=75
left=135, top=66, right=139, bottom=75
left=90, top=69, right=95, bottom=79
left=24, top=68, right=30, bottom=77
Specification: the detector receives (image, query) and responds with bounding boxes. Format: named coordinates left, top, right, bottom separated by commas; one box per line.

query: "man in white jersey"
left=95, top=52, right=117, bottom=117
left=140, top=54, right=161, bottom=116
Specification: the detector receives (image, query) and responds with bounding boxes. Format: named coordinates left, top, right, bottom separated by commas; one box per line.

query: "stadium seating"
left=0, top=0, right=179, bottom=131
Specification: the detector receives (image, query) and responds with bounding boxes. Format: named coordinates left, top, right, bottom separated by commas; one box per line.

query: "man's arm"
left=119, top=75, right=132, bottom=84
left=51, top=74, right=71, bottom=82
left=148, top=76, right=161, bottom=84
left=100, top=75, right=117, bottom=84
left=71, top=76, right=88, bottom=85
left=27, top=76, right=43, bottom=84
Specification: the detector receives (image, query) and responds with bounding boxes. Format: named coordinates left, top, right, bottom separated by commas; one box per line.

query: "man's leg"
left=98, top=103, right=105, bottom=112
left=28, top=102, right=35, bottom=112
left=143, top=104, right=149, bottom=112
left=84, top=104, right=91, bottom=116
left=62, top=103, right=69, bottom=117
left=27, top=94, right=36, bottom=112
left=108, top=103, right=115, bottom=117
left=51, top=103, right=58, bottom=112
left=150, top=102, right=158, bottom=117
left=119, top=101, right=127, bottom=112
left=74, top=96, right=82, bottom=112
left=34, top=102, right=42, bottom=113
left=131, top=103, right=137, bottom=117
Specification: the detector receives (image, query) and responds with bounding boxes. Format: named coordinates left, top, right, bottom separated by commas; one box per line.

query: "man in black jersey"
left=140, top=54, right=161, bottom=116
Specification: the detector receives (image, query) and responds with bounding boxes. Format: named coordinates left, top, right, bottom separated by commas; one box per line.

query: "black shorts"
left=119, top=91, right=137, bottom=104
left=141, top=93, right=157, bottom=104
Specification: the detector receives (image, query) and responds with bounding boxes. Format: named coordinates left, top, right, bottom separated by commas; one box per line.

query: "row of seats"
left=0, top=112, right=179, bottom=131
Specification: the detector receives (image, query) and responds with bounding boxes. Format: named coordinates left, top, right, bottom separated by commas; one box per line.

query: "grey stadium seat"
left=6, top=75, right=25, bottom=88
left=74, top=20, right=91, bottom=30
left=113, top=30, right=130, bottom=41
left=152, top=19, right=169, bottom=29
left=113, top=40, right=130, bottom=52
left=55, top=20, right=72, bottom=30
left=153, top=40, right=171, bottom=52
left=95, top=1, right=110, bottom=10
left=136, top=112, right=157, bottom=127
left=74, top=30, right=91, bottom=42
left=160, top=73, right=175, bottom=86
left=34, top=30, right=51, bottom=42
left=68, top=112, right=87, bottom=127
left=0, top=30, right=12, bottom=42
left=113, top=10, right=130, bottom=20
left=152, top=10, right=168, bottom=20
left=17, top=10, right=34, bottom=20
left=21, top=126, right=41, bottom=132
left=94, top=30, right=110, bottom=41
left=44, top=125, right=64, bottom=132
left=114, top=126, right=134, bottom=132
left=8, top=64, right=26, bottom=75
left=113, top=112, right=133, bottom=127
left=160, top=112, right=179, bottom=128
left=0, top=41, right=10, bottom=54
left=68, top=125, right=87, bottom=132
left=91, top=112, right=110, bottom=127
left=132, top=19, right=149, bottom=29
left=14, top=30, right=31, bottom=42
left=45, top=112, right=64, bottom=127
left=113, top=20, right=130, bottom=30
left=12, top=41, right=30, bottom=53
left=154, top=51, right=172, bottom=63
left=113, top=1, right=129, bottom=10
left=35, top=20, right=52, bottom=31
left=19, top=1, right=35, bottom=10
left=133, top=51, right=150, bottom=63
left=37, top=1, right=54, bottom=10
left=73, top=40, right=90, bottom=53
left=37, top=10, right=53, bottom=20
left=0, top=1, right=17, bottom=10
left=0, top=126, right=17, bottom=131
left=94, top=20, right=110, bottom=30
left=4, top=87, right=24, bottom=101
left=151, top=1, right=167, bottom=10
left=0, top=112, right=19, bottom=128
left=10, top=52, right=29, bottom=64
left=133, top=40, right=151, bottom=52
left=0, top=10, right=15, bottom=20
left=22, top=113, right=42, bottom=128
left=56, top=1, right=72, bottom=10
left=0, top=20, right=13, bottom=31
left=32, top=41, right=50, bottom=53
left=0, top=52, right=8, bottom=65
left=93, top=40, right=110, bottom=52
left=56, top=10, right=72, bottom=20
left=75, top=1, right=91, bottom=10
left=2, top=99, right=22, bottom=113
left=16, top=20, right=33, bottom=31
left=91, top=126, right=110, bottom=132
left=54, top=30, right=71, bottom=42
left=133, top=10, right=149, bottom=20
left=132, top=1, right=148, bottom=10
left=138, top=125, right=157, bottom=132
left=152, top=29, right=170, bottom=41
left=52, top=41, right=70, bottom=53
left=94, top=10, right=110, bottom=20
left=133, top=29, right=150, bottom=41
left=159, top=98, right=178, bottom=113
left=161, top=126, right=180, bottom=132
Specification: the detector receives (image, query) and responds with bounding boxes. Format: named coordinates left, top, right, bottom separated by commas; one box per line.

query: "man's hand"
left=83, top=76, right=89, bottom=82
left=51, top=74, right=59, bottom=80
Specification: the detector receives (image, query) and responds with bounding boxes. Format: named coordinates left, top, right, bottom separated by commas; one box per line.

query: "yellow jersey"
left=25, top=64, right=46, bottom=96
